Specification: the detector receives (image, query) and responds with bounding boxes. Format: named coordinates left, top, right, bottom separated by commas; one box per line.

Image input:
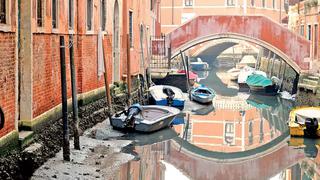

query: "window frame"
left=100, top=0, right=106, bottom=31
left=184, top=0, right=193, bottom=7
left=250, top=0, right=255, bottom=7
left=37, top=0, right=45, bottom=28
left=68, top=0, right=75, bottom=30
left=129, top=10, right=133, bottom=48
left=86, top=0, right=93, bottom=32
left=52, top=0, right=58, bottom=29
left=226, top=0, right=235, bottom=6
left=307, top=24, right=312, bottom=41
left=0, top=0, right=10, bottom=32
left=261, top=0, right=265, bottom=8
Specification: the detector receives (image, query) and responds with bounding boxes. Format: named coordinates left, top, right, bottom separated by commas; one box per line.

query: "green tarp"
left=246, top=74, right=272, bottom=87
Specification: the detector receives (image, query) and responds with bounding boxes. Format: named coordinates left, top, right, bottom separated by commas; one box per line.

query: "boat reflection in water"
left=113, top=95, right=320, bottom=180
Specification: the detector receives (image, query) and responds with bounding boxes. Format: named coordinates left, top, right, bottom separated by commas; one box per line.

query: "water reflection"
left=113, top=61, right=320, bottom=180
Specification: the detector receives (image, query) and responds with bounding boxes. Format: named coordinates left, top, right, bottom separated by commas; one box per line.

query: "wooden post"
left=102, top=36, right=112, bottom=111
left=59, top=36, right=70, bottom=161
left=168, top=45, right=172, bottom=69
left=180, top=50, right=190, bottom=92
left=292, top=73, right=300, bottom=94
left=69, top=35, right=80, bottom=150
left=280, top=63, right=287, bottom=91
left=127, top=34, right=132, bottom=106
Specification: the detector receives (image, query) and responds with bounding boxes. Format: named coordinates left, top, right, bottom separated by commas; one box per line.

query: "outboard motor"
left=304, top=118, right=319, bottom=137
left=124, top=106, right=141, bottom=128
left=163, top=87, right=175, bottom=106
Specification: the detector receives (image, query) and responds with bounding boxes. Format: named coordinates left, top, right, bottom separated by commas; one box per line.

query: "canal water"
left=113, top=60, right=320, bottom=180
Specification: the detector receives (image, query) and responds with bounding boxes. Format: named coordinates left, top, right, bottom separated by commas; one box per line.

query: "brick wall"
left=0, top=32, right=16, bottom=137
left=32, top=34, right=113, bottom=118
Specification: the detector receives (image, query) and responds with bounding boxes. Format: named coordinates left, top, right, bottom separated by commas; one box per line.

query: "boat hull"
left=110, top=106, right=180, bottom=133
left=288, top=107, right=320, bottom=137
left=191, top=63, right=209, bottom=71
left=149, top=85, right=185, bottom=108
left=191, top=94, right=214, bottom=104
left=249, top=84, right=279, bottom=96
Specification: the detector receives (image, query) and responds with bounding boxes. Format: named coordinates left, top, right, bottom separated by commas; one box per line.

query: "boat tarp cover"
left=246, top=74, right=272, bottom=87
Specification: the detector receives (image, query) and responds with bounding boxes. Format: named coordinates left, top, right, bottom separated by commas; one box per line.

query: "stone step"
left=308, top=75, right=320, bottom=81
left=303, top=79, right=318, bottom=86
left=19, top=130, right=34, bottom=149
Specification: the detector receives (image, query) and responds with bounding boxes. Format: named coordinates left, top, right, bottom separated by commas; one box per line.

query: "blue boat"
left=191, top=86, right=216, bottom=104
left=149, top=85, right=185, bottom=108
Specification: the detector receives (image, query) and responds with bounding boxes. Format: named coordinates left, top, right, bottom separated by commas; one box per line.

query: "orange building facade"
left=288, top=0, right=320, bottom=72
left=160, top=0, right=288, bottom=34
left=0, top=0, right=159, bottom=151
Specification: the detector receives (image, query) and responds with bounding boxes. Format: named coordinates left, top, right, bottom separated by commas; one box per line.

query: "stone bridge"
left=166, top=15, right=311, bottom=73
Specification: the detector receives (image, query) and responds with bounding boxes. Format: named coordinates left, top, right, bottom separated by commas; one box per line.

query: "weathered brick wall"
left=0, top=32, right=16, bottom=137
left=32, top=34, right=113, bottom=118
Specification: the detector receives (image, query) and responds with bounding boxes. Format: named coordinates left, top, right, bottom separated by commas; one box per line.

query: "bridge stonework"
left=167, top=16, right=310, bottom=72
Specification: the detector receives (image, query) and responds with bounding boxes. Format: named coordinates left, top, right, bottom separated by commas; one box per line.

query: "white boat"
left=111, top=104, right=180, bottom=133
left=227, top=68, right=241, bottom=81
left=149, top=85, right=185, bottom=108
left=190, top=57, right=210, bottom=71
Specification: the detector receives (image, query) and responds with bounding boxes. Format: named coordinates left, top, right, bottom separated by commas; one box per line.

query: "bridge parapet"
left=166, top=15, right=311, bottom=72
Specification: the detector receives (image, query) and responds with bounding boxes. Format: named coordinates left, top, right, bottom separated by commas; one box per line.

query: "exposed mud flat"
left=32, top=120, right=134, bottom=180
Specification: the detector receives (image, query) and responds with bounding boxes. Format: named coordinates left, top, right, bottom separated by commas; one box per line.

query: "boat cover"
left=246, top=74, right=272, bottom=87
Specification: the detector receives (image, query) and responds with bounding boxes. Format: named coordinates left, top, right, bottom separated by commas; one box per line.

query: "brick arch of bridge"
left=167, top=16, right=310, bottom=73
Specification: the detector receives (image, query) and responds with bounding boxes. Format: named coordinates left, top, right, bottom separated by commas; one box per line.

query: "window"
left=37, top=0, right=44, bottom=27
left=100, top=0, right=106, bottom=31
left=184, top=0, right=193, bottom=7
left=87, top=0, right=93, bottom=31
left=300, top=25, right=304, bottom=36
left=150, top=0, right=154, bottom=10
left=251, top=0, right=255, bottom=6
left=129, top=11, right=133, bottom=47
left=69, top=0, right=74, bottom=29
left=262, top=0, right=265, bottom=8
left=227, top=0, right=235, bottom=6
left=314, top=24, right=318, bottom=58
left=52, top=0, right=58, bottom=29
left=224, top=123, right=235, bottom=145
left=272, top=0, right=276, bottom=9
left=307, top=25, right=312, bottom=41
left=0, top=0, right=6, bottom=24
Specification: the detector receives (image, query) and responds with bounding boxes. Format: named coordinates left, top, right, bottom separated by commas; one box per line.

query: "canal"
left=113, top=59, right=319, bottom=180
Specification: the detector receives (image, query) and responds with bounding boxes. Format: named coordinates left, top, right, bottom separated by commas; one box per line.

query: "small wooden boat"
left=288, top=107, right=320, bottom=137
left=191, top=86, right=216, bottom=104
left=246, top=74, right=280, bottom=96
left=111, top=104, right=180, bottom=133
left=149, top=85, right=185, bottom=108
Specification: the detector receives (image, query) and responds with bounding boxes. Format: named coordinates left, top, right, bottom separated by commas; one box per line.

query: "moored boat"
left=191, top=86, right=216, bottom=104
left=111, top=104, right=180, bottom=133
left=227, top=68, right=241, bottom=81
left=288, top=107, right=320, bottom=137
left=149, top=85, right=185, bottom=108
left=190, top=57, right=210, bottom=71
left=246, top=74, right=280, bottom=96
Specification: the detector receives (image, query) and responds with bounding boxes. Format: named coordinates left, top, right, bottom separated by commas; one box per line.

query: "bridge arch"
left=167, top=16, right=310, bottom=73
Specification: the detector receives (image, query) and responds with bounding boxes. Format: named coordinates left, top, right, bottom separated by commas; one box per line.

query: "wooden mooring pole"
left=127, top=34, right=132, bottom=106
left=102, top=37, right=112, bottom=112
left=69, top=35, right=80, bottom=150
left=59, top=36, right=70, bottom=161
